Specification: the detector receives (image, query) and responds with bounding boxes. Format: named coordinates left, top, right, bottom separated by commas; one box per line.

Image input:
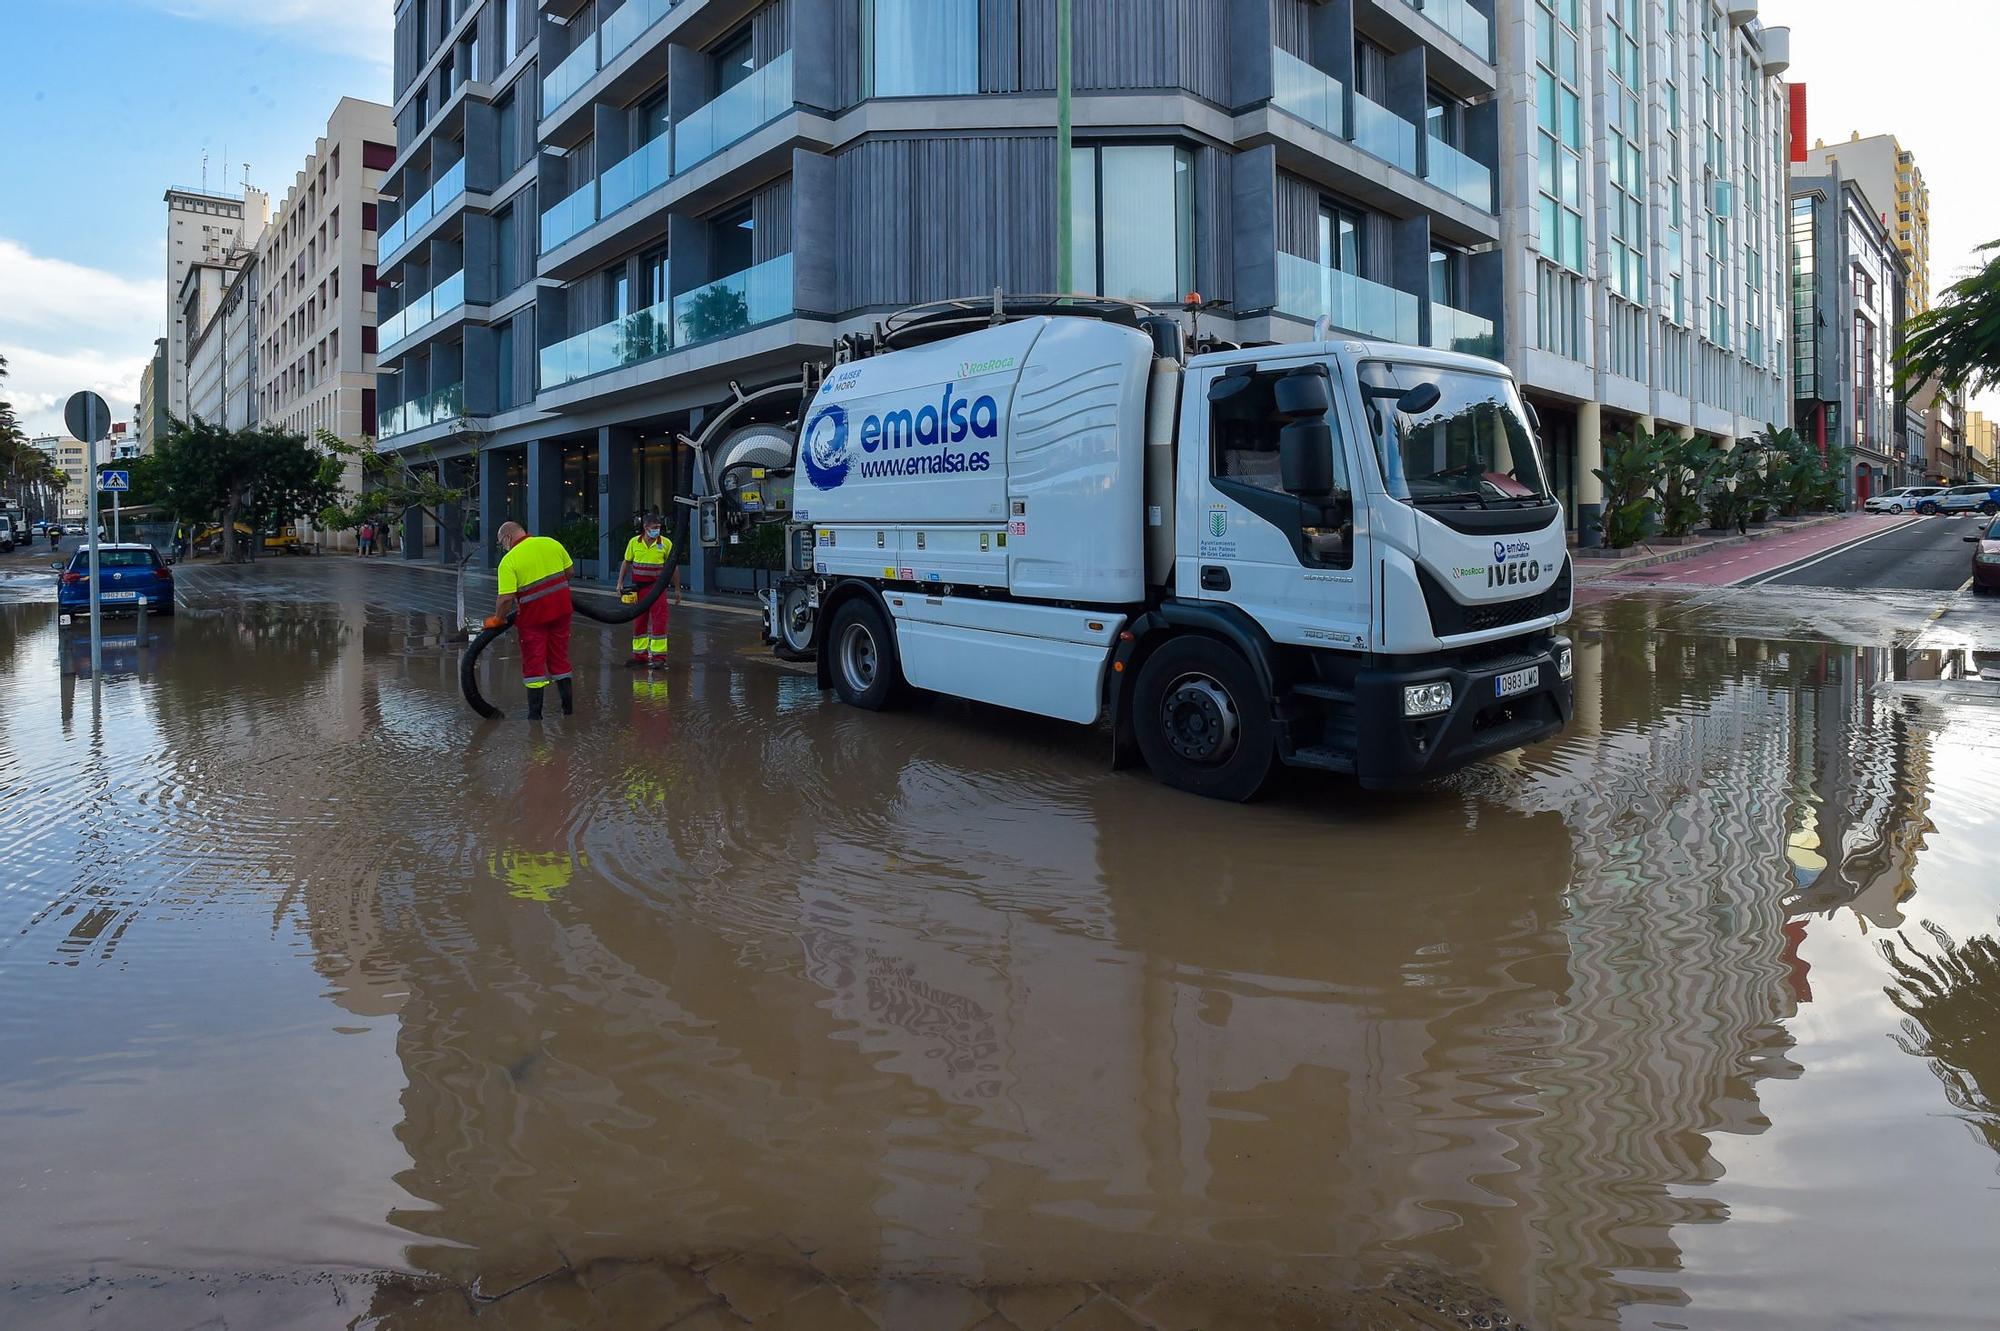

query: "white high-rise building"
left=1498, top=0, right=1791, bottom=544
left=165, top=184, right=269, bottom=420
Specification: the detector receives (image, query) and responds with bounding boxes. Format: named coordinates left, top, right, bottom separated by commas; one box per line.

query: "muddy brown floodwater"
left=2, top=560, right=1999, bottom=1330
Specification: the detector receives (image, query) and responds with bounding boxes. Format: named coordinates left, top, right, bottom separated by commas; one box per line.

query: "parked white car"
left=1864, top=486, right=1941, bottom=514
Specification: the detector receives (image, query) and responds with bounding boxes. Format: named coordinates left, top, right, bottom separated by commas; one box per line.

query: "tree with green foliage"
left=1897, top=240, right=2000, bottom=397
left=153, top=417, right=344, bottom=562
left=1593, top=424, right=1664, bottom=550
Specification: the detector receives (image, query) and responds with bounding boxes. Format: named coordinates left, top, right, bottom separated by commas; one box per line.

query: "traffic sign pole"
left=86, top=401, right=102, bottom=677
left=64, top=389, right=112, bottom=678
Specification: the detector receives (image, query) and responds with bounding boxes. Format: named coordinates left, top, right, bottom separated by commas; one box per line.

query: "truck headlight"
left=1556, top=645, right=1574, bottom=679
left=1404, top=682, right=1453, bottom=717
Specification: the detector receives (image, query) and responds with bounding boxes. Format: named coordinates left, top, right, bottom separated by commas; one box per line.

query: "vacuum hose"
left=459, top=523, right=688, bottom=719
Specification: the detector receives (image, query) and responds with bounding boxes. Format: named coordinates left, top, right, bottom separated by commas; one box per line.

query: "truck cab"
left=1159, top=339, right=1571, bottom=794
left=701, top=302, right=1571, bottom=800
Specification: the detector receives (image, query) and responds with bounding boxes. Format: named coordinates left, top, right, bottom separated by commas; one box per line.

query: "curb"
left=1571, top=514, right=1853, bottom=581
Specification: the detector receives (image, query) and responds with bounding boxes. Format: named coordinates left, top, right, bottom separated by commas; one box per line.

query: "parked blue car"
left=55, top=544, right=176, bottom=616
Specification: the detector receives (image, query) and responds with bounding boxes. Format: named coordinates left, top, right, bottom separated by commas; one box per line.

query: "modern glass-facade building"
left=378, top=0, right=1508, bottom=584
left=1498, top=0, right=1791, bottom=543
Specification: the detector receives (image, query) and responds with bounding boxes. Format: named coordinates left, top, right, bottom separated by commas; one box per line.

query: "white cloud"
left=1, top=344, right=151, bottom=438
left=0, top=239, right=158, bottom=340
left=143, top=0, right=390, bottom=64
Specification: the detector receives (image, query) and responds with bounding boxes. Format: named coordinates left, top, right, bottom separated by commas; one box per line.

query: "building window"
left=1534, top=0, right=1584, bottom=273
left=1318, top=204, right=1362, bottom=274
left=1069, top=144, right=1193, bottom=304
left=864, top=0, right=977, bottom=97
left=1606, top=0, right=1644, bottom=304
left=496, top=204, right=518, bottom=293
left=711, top=29, right=754, bottom=96
left=496, top=320, right=516, bottom=410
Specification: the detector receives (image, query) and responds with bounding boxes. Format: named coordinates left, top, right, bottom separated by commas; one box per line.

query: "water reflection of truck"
left=694, top=298, right=1573, bottom=799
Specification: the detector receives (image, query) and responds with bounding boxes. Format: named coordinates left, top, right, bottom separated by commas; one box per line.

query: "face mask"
left=645, top=526, right=661, bottom=538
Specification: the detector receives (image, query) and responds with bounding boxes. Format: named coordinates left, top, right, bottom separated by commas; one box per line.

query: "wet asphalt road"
left=1754, top=511, right=1989, bottom=590
left=3, top=557, right=2000, bottom=1330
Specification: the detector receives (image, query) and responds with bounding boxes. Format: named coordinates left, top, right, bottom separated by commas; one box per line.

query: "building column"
left=525, top=438, right=562, bottom=538
left=401, top=503, right=425, bottom=560
left=1635, top=414, right=1656, bottom=441
left=437, top=459, right=465, bottom=565
left=1576, top=400, right=1603, bottom=547
left=597, top=425, right=634, bottom=574
left=477, top=446, right=507, bottom=570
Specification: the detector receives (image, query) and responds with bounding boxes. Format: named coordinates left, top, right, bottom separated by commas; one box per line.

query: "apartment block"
left=165, top=185, right=268, bottom=420
left=187, top=257, right=261, bottom=430
left=255, top=97, right=398, bottom=485
left=1802, top=130, right=1930, bottom=321
left=1789, top=170, right=1909, bottom=500
left=377, top=0, right=1510, bottom=581
left=136, top=339, right=169, bottom=454
left=33, top=436, right=91, bottom=520
left=1498, top=0, right=1791, bottom=543
left=1968, top=410, right=1998, bottom=484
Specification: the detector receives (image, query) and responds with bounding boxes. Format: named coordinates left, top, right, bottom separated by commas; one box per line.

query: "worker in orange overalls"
left=615, top=513, right=677, bottom=667
left=488, top=521, right=575, bottom=720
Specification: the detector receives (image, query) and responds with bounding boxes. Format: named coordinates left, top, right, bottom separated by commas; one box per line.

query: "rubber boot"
left=556, top=677, right=574, bottom=716
left=526, top=689, right=545, bottom=721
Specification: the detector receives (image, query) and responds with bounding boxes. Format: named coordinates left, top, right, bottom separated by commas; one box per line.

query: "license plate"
left=1495, top=666, right=1540, bottom=699
left=101, top=591, right=138, bottom=601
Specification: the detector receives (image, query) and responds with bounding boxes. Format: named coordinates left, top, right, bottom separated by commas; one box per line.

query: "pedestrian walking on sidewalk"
left=359, top=521, right=374, bottom=557
left=615, top=514, right=677, bottom=667
left=488, top=521, right=575, bottom=721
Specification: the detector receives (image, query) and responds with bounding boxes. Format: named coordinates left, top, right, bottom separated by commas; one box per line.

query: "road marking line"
left=1737, top=518, right=1923, bottom=587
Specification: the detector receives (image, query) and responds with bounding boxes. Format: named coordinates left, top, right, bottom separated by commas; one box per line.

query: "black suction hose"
left=459, top=522, right=689, bottom=719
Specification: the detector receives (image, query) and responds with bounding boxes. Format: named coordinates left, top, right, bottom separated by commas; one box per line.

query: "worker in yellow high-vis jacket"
left=615, top=514, right=677, bottom=667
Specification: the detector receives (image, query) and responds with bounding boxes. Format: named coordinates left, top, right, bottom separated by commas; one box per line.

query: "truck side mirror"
left=1396, top=382, right=1442, bottom=415
left=1280, top=420, right=1335, bottom=497
left=1273, top=369, right=1332, bottom=419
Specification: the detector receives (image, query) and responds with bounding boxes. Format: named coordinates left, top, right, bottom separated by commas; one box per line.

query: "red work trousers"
left=629, top=576, right=671, bottom=659
left=517, top=591, right=573, bottom=688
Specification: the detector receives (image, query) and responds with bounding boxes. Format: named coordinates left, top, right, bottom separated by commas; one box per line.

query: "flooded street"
left=3, top=558, right=1999, bottom=1329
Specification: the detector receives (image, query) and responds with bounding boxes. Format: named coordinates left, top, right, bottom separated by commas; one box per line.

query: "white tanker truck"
left=687, top=296, right=1572, bottom=800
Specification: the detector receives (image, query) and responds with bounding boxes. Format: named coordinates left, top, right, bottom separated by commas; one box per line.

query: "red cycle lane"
left=1589, top=514, right=1921, bottom=589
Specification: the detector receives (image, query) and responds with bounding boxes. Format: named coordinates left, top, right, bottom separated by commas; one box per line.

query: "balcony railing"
left=1428, top=302, right=1498, bottom=359
left=672, top=253, right=794, bottom=348
left=673, top=50, right=794, bottom=174
left=542, top=38, right=599, bottom=117
left=1424, top=136, right=1492, bottom=211
left=540, top=179, right=598, bottom=253
left=381, top=159, right=466, bottom=257
left=380, top=269, right=468, bottom=349
left=1403, top=0, right=1492, bottom=61
left=540, top=298, right=674, bottom=390
left=599, top=130, right=671, bottom=218
left=380, top=382, right=465, bottom=439
left=601, top=0, right=675, bottom=66
left=1275, top=252, right=1419, bottom=344
left=1352, top=93, right=1416, bottom=174
left=1270, top=48, right=1343, bottom=137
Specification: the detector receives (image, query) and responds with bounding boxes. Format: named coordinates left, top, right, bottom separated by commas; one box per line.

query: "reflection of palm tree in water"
left=1883, top=919, right=2000, bottom=1162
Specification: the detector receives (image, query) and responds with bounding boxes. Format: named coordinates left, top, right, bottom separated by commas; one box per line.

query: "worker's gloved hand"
left=482, top=614, right=506, bottom=630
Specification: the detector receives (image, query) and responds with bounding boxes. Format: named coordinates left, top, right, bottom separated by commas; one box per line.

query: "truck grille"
left=1418, top=558, right=1571, bottom=638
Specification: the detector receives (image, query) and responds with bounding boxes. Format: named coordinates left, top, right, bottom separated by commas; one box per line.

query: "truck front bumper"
left=1352, top=635, right=1573, bottom=789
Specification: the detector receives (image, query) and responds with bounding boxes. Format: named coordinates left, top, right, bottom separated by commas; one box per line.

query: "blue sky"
left=0, top=1, right=389, bottom=435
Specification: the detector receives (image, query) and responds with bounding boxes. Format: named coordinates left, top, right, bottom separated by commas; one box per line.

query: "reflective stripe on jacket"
left=498, top=535, right=575, bottom=601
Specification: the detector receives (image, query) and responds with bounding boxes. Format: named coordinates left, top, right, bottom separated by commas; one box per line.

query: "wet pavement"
left=3, top=557, right=2000, bottom=1329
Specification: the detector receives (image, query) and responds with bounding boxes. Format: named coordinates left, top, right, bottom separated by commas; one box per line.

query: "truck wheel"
left=827, top=598, right=901, bottom=711
left=1131, top=637, right=1275, bottom=802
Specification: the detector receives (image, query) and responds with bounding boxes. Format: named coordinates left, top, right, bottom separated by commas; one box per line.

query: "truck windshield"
left=1358, top=362, right=1551, bottom=506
